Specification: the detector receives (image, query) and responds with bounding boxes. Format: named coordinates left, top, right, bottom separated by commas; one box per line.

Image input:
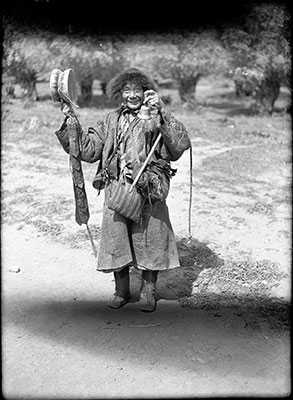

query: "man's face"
left=121, top=82, right=144, bottom=111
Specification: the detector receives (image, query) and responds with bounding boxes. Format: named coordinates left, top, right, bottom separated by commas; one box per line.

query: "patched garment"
left=55, top=106, right=191, bottom=272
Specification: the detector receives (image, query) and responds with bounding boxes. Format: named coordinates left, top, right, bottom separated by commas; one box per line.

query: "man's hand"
left=61, top=100, right=75, bottom=117
left=143, top=90, right=165, bottom=112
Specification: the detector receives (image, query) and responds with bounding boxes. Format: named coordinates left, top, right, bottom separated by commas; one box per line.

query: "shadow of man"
left=130, top=237, right=224, bottom=302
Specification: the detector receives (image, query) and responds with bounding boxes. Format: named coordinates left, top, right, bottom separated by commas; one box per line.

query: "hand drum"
left=50, top=68, right=79, bottom=108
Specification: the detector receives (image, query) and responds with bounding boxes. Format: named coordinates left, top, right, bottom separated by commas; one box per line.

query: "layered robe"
left=55, top=106, right=191, bottom=272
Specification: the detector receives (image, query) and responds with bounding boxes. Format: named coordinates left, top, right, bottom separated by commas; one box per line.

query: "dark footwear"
left=139, top=270, right=158, bottom=313
left=108, top=294, right=130, bottom=309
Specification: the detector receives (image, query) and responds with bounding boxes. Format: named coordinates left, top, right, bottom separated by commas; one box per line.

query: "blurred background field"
left=2, top=72, right=291, bottom=318
left=1, top=4, right=292, bottom=399
left=2, top=1, right=291, bottom=115
left=1, top=0, right=291, bottom=319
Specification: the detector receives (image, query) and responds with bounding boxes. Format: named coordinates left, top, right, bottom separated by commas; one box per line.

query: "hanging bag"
left=106, top=174, right=144, bottom=223
left=105, top=117, right=145, bottom=223
left=132, top=159, right=177, bottom=204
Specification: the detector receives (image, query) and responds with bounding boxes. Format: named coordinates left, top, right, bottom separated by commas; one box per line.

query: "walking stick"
left=129, top=132, right=162, bottom=193
left=129, top=130, right=193, bottom=240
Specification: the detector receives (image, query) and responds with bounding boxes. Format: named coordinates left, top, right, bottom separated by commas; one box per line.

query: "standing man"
left=55, top=68, right=191, bottom=312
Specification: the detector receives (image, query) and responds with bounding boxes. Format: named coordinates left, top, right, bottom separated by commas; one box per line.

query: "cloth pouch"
left=107, top=175, right=144, bottom=223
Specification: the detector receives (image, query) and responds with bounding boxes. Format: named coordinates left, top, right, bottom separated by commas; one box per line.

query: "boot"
left=108, top=267, right=130, bottom=309
left=139, top=270, right=158, bottom=312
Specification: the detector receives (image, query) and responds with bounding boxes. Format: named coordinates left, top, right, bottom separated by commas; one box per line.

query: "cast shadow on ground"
left=5, top=233, right=289, bottom=367
left=6, top=292, right=290, bottom=368
left=129, top=237, right=224, bottom=303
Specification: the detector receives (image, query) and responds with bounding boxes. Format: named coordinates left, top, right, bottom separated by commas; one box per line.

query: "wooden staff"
left=129, top=132, right=162, bottom=193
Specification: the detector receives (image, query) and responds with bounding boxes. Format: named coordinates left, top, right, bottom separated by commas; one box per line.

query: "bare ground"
left=1, top=79, right=291, bottom=398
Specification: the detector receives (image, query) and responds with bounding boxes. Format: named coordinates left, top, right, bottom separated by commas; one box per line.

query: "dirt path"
left=1, top=97, right=291, bottom=398
left=2, top=224, right=290, bottom=398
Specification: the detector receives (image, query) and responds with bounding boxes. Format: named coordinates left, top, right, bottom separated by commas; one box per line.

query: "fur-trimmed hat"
left=106, top=68, right=158, bottom=101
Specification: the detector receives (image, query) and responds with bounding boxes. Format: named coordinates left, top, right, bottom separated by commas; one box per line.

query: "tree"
left=222, top=2, right=291, bottom=114
left=115, top=31, right=229, bottom=106
left=91, top=35, right=126, bottom=95
left=169, top=30, right=230, bottom=105
left=115, top=33, right=178, bottom=83
left=3, top=26, right=54, bottom=99
left=3, top=23, right=122, bottom=105
left=48, top=35, right=115, bottom=105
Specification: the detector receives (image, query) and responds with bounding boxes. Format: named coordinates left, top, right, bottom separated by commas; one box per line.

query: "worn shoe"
left=108, top=293, right=130, bottom=309
left=139, top=286, right=156, bottom=312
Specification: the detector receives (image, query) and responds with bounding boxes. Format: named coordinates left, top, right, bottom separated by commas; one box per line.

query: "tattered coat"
left=55, top=106, right=191, bottom=272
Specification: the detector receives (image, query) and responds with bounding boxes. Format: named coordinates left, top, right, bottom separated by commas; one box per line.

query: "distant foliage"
left=116, top=31, right=230, bottom=105
left=48, top=35, right=117, bottom=104
left=222, top=3, right=291, bottom=114
left=3, top=4, right=290, bottom=113
left=115, top=34, right=178, bottom=82
left=3, top=27, right=53, bottom=99
left=3, top=21, right=124, bottom=103
left=170, top=30, right=230, bottom=104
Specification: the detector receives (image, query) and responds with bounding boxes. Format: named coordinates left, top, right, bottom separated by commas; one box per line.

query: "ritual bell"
left=137, top=105, right=152, bottom=120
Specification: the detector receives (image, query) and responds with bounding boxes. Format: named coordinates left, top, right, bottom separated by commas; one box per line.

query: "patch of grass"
left=21, top=162, right=57, bottom=173
left=1, top=207, right=24, bottom=224
left=196, top=258, right=287, bottom=295
left=24, top=199, right=73, bottom=220
left=8, top=186, right=42, bottom=204
left=177, top=237, right=224, bottom=270
left=179, top=257, right=290, bottom=329
left=61, top=224, right=101, bottom=249
left=29, top=220, right=65, bottom=236
left=247, top=201, right=275, bottom=216
left=202, top=145, right=280, bottom=177
left=180, top=293, right=290, bottom=330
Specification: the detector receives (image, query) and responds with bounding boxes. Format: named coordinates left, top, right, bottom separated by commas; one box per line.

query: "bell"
left=137, top=105, right=152, bottom=120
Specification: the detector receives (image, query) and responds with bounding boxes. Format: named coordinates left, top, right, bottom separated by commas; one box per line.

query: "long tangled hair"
left=106, top=68, right=158, bottom=102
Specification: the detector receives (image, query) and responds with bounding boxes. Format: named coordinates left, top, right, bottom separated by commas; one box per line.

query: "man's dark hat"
left=106, top=68, right=158, bottom=101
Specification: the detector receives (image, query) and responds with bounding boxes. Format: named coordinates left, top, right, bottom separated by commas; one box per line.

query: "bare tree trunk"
left=79, top=77, right=93, bottom=106
left=21, top=80, right=39, bottom=101
left=177, top=74, right=201, bottom=105
left=253, top=73, right=280, bottom=115
left=100, top=81, right=107, bottom=95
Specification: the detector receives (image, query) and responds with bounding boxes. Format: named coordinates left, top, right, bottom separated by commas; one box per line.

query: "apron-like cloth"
left=98, top=193, right=180, bottom=272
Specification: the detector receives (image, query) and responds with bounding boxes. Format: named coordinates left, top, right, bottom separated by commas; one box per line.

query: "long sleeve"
left=55, top=117, right=105, bottom=163
left=158, top=107, right=191, bottom=161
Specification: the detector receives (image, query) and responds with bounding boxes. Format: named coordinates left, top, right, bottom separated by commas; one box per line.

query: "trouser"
left=113, top=266, right=130, bottom=297
left=113, top=267, right=158, bottom=297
